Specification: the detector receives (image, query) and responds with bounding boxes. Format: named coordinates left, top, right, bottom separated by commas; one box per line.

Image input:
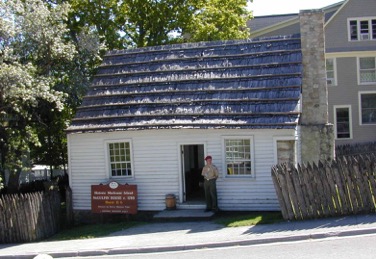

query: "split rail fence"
left=272, top=153, right=376, bottom=221
left=0, top=191, right=60, bottom=243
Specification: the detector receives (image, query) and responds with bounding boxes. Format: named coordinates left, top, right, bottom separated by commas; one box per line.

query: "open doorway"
left=181, top=144, right=205, bottom=203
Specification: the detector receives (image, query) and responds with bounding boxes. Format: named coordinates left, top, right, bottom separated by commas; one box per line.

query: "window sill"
left=110, top=176, right=133, bottom=179
left=225, top=175, right=255, bottom=180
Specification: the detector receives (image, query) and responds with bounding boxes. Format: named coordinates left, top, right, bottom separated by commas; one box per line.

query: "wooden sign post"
left=91, top=182, right=137, bottom=214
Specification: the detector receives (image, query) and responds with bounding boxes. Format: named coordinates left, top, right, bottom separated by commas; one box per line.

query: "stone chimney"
left=299, top=10, right=335, bottom=163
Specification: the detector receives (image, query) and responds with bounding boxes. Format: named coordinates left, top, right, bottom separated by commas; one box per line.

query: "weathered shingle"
left=67, top=35, right=302, bottom=133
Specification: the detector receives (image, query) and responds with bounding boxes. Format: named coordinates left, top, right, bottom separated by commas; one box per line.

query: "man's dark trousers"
left=204, top=179, right=218, bottom=211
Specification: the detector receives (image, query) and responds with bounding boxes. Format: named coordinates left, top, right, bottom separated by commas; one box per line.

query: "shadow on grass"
left=49, top=211, right=284, bottom=241
left=47, top=221, right=146, bottom=241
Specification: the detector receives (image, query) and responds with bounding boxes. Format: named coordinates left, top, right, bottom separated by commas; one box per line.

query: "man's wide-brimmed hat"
left=204, top=155, right=212, bottom=160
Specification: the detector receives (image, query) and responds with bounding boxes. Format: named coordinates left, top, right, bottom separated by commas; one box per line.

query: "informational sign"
left=91, top=182, right=137, bottom=214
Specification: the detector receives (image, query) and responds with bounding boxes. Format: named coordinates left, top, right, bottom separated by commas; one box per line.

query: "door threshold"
left=177, top=202, right=205, bottom=210
left=154, top=208, right=214, bottom=219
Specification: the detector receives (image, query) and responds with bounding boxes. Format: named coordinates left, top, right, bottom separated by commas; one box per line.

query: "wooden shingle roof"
left=67, top=35, right=302, bottom=133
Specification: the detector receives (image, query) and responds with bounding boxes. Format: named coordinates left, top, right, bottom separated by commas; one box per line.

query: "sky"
left=249, top=0, right=344, bottom=16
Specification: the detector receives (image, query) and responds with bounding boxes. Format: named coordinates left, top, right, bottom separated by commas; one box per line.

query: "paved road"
left=66, top=233, right=376, bottom=259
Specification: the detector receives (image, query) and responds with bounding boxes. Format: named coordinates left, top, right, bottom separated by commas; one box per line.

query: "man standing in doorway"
left=202, top=155, right=219, bottom=212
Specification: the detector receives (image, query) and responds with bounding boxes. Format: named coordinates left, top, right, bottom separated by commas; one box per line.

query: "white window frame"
left=222, top=136, right=255, bottom=178
left=348, top=17, right=376, bottom=41
left=273, top=136, right=297, bottom=166
left=358, top=91, right=376, bottom=125
left=105, top=139, right=134, bottom=179
left=358, top=57, right=376, bottom=85
left=326, top=58, right=337, bottom=86
left=334, top=105, right=353, bottom=140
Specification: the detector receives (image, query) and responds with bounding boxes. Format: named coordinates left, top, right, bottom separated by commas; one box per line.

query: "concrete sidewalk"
left=1, top=214, right=376, bottom=258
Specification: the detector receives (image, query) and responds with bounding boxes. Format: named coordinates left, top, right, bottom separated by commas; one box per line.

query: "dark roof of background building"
left=248, top=1, right=344, bottom=34
left=247, top=14, right=298, bottom=32
left=67, top=35, right=302, bottom=133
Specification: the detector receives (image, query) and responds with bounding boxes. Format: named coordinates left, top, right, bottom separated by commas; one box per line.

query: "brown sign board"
left=91, top=182, right=137, bottom=214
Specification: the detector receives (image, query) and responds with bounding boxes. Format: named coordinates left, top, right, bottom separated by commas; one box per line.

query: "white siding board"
left=68, top=128, right=294, bottom=212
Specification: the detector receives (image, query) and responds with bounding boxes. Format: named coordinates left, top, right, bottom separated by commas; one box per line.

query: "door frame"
left=178, top=142, right=206, bottom=203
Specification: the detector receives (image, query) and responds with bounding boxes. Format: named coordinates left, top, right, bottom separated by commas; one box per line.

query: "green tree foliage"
left=1, top=0, right=252, bottom=191
left=68, top=0, right=122, bottom=49
left=0, top=0, right=103, bottom=192
left=0, top=2, right=67, bottom=190
left=68, top=0, right=252, bottom=49
left=184, top=0, right=252, bottom=42
left=117, top=0, right=196, bottom=47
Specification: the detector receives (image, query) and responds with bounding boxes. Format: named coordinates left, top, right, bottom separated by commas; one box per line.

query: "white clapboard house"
left=67, top=11, right=332, bottom=214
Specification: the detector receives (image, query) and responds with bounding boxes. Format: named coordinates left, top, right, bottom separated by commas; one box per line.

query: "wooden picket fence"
left=0, top=191, right=61, bottom=243
left=272, top=153, right=376, bottom=221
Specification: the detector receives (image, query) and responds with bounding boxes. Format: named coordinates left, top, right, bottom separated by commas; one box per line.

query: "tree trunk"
left=7, top=169, right=21, bottom=193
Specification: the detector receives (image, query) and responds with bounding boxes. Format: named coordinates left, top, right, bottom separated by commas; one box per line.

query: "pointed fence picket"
left=272, top=154, right=376, bottom=220
left=0, top=191, right=60, bottom=243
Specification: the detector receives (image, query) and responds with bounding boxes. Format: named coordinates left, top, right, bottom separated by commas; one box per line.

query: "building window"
left=326, top=58, right=337, bottom=86
left=108, top=142, right=132, bottom=177
left=224, top=138, right=253, bottom=176
left=275, top=139, right=296, bottom=165
left=348, top=18, right=376, bottom=41
left=359, top=93, right=376, bottom=125
left=359, top=57, right=376, bottom=84
left=334, top=106, right=352, bottom=139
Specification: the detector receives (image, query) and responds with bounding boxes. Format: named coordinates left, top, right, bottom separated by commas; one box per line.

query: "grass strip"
left=48, top=221, right=145, bottom=241
left=214, top=211, right=284, bottom=227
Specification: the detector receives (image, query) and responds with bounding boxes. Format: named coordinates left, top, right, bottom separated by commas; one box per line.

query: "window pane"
left=360, top=57, right=375, bottom=69
left=111, top=164, right=116, bottom=172
left=361, top=94, right=376, bottom=124
left=336, top=108, right=350, bottom=138
left=360, top=20, right=369, bottom=33
left=108, top=142, right=132, bottom=177
left=326, top=59, right=334, bottom=70
left=225, top=139, right=252, bottom=176
left=327, top=71, right=334, bottom=79
left=359, top=57, right=376, bottom=83
left=360, top=71, right=376, bottom=83
left=326, top=58, right=335, bottom=85
left=350, top=20, right=358, bottom=40
left=372, top=19, right=376, bottom=39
